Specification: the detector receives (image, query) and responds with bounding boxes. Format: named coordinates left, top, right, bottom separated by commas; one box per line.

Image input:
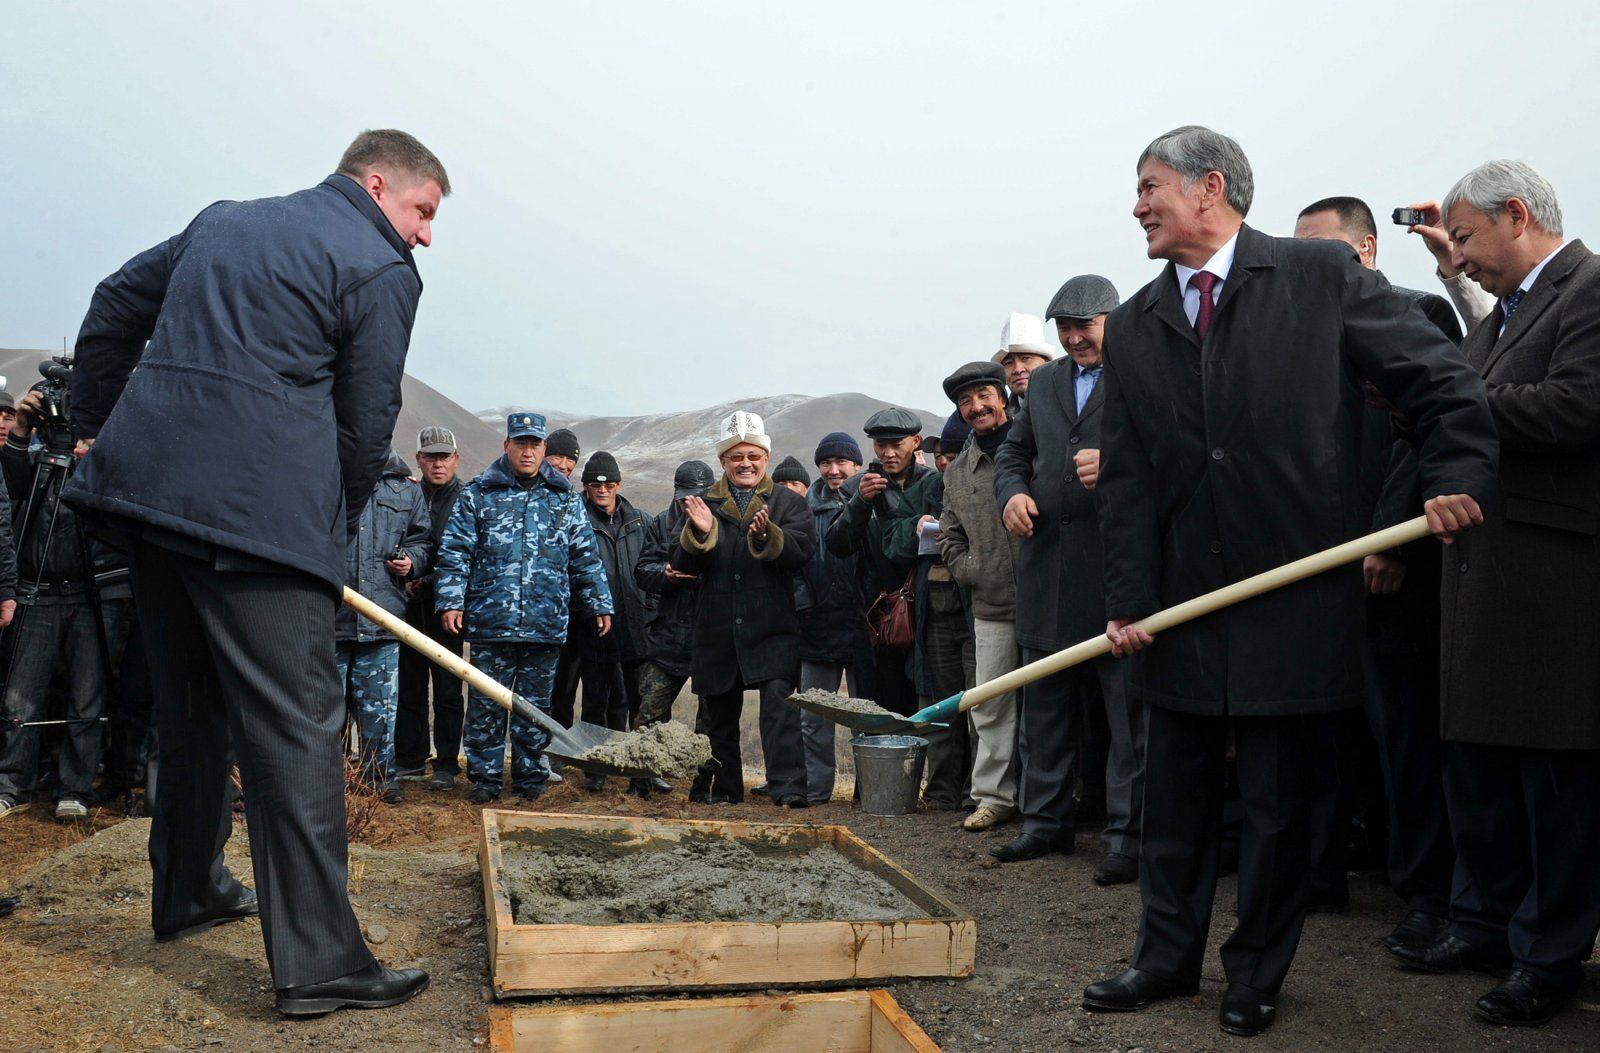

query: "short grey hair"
left=337, top=129, right=452, bottom=196
left=1442, top=159, right=1562, bottom=236
left=1138, top=125, right=1254, bottom=217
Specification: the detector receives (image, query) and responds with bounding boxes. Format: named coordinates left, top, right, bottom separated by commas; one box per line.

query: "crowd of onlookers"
left=3, top=125, right=1597, bottom=1033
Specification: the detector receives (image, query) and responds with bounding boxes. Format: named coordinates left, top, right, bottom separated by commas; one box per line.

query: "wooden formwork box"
left=479, top=810, right=976, bottom=998
left=488, top=990, right=942, bottom=1052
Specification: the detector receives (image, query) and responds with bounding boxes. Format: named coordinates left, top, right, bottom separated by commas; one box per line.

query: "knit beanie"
left=582, top=450, right=622, bottom=484
left=546, top=428, right=581, bottom=459
left=772, top=455, right=811, bottom=486
left=938, top=411, right=971, bottom=453
left=813, top=431, right=863, bottom=466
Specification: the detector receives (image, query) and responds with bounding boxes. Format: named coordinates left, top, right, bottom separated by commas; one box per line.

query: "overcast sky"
left=4, top=1, right=1590, bottom=418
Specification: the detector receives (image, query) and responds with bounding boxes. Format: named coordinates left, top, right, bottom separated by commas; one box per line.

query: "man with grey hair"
left=63, top=129, right=446, bottom=1014
left=1081, top=125, right=1498, bottom=1036
left=1386, top=160, right=1600, bottom=1028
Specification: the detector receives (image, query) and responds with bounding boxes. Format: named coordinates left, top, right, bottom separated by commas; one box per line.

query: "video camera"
left=33, top=354, right=76, bottom=455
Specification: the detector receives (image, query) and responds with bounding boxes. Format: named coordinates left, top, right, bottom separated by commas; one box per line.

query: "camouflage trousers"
left=335, top=640, right=400, bottom=792
left=635, top=661, right=709, bottom=734
left=465, top=642, right=560, bottom=796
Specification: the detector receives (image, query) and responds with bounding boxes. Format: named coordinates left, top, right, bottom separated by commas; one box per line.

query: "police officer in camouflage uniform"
left=435, top=413, right=613, bottom=804
left=335, top=451, right=434, bottom=803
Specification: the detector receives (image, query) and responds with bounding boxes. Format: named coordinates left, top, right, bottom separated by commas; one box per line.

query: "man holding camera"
left=64, top=130, right=447, bottom=1015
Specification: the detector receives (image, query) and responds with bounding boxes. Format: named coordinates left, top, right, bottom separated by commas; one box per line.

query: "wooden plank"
left=498, top=992, right=878, bottom=1053
left=868, top=990, right=944, bottom=1052
left=482, top=810, right=975, bottom=997
left=487, top=1005, right=517, bottom=1053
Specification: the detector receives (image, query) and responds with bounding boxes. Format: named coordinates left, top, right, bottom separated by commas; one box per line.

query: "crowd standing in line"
left=0, top=123, right=1591, bottom=1034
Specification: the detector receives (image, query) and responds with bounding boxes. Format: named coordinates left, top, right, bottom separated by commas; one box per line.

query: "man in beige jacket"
left=938, top=362, right=1021, bottom=831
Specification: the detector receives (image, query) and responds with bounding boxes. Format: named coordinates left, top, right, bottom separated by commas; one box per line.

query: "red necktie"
left=1189, top=270, right=1219, bottom=340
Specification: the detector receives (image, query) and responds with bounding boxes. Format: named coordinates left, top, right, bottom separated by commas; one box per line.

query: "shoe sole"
left=1389, top=950, right=1511, bottom=976
left=1083, top=987, right=1199, bottom=1012
left=277, top=976, right=431, bottom=1017
left=1472, top=1005, right=1558, bottom=1028
left=0, top=804, right=32, bottom=819
left=154, top=907, right=260, bottom=943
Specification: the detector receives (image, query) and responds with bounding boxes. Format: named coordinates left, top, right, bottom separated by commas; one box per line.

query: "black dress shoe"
left=1383, top=910, right=1449, bottom=952
left=751, top=783, right=770, bottom=797
left=276, top=962, right=430, bottom=1016
left=1219, top=983, right=1277, bottom=1036
left=155, top=886, right=259, bottom=942
left=1093, top=852, right=1138, bottom=886
left=989, top=832, right=1073, bottom=863
left=775, top=794, right=809, bottom=809
left=1082, top=968, right=1199, bottom=1011
left=1389, top=932, right=1510, bottom=974
left=1473, top=967, right=1567, bottom=1027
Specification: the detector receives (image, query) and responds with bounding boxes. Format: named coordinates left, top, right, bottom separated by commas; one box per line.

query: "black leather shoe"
left=627, top=778, right=653, bottom=799
left=775, top=794, right=809, bottom=809
left=989, top=832, right=1073, bottom=863
left=1473, top=968, right=1567, bottom=1027
left=1093, top=852, right=1138, bottom=886
left=155, top=886, right=259, bottom=943
left=1218, top=983, right=1277, bottom=1036
left=1389, top=932, right=1510, bottom=974
left=1082, top=968, right=1199, bottom=1011
left=1383, top=910, right=1449, bottom=953
left=751, top=783, right=770, bottom=797
left=276, top=962, right=429, bottom=1017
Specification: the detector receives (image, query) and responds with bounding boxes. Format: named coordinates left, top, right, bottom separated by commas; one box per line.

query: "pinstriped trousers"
left=131, top=539, right=375, bottom=989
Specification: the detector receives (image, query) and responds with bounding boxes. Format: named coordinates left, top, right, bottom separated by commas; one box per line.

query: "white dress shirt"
left=1500, top=241, right=1568, bottom=336
left=1174, top=230, right=1240, bottom=325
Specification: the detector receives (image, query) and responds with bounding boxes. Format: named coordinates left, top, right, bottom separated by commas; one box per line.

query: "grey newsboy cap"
left=862, top=407, right=924, bottom=439
left=1045, top=274, right=1121, bottom=320
left=942, top=361, right=1007, bottom=404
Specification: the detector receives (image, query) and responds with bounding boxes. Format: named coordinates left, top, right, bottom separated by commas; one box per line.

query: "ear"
left=363, top=171, right=386, bottom=201
left=1200, top=170, right=1227, bottom=210
left=1505, top=197, right=1530, bottom=236
left=1358, top=234, right=1377, bottom=266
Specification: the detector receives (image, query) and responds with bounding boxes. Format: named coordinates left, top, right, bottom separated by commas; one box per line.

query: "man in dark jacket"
left=62, top=130, right=446, bottom=1013
left=394, top=426, right=467, bottom=791
left=1081, top=126, right=1496, bottom=1036
left=574, top=451, right=650, bottom=792
left=674, top=411, right=815, bottom=806
left=993, top=275, right=1142, bottom=883
left=435, top=415, right=613, bottom=805
left=1294, top=197, right=1465, bottom=939
left=1390, top=161, right=1600, bottom=1028
left=544, top=427, right=583, bottom=731
left=796, top=432, right=873, bottom=805
left=334, top=451, right=432, bottom=803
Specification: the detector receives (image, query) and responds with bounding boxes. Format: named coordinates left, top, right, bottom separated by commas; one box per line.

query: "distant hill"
left=528, top=393, right=946, bottom=513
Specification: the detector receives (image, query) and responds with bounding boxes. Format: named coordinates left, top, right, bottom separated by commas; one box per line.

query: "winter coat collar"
left=382, top=450, right=412, bottom=478
left=1139, top=223, right=1275, bottom=346
left=587, top=493, right=644, bottom=533
left=705, top=474, right=773, bottom=525
left=320, top=174, right=421, bottom=288
left=807, top=476, right=850, bottom=512
left=478, top=455, right=571, bottom=493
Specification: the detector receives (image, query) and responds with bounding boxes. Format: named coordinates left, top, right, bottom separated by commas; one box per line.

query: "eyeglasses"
left=724, top=452, right=766, bottom=463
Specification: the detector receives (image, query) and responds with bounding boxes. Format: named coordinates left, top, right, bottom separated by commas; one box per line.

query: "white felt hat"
left=715, top=410, right=772, bottom=456
left=991, top=311, right=1056, bottom=364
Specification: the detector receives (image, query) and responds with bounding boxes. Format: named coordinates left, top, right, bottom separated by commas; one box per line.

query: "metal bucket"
left=851, top=734, right=929, bottom=816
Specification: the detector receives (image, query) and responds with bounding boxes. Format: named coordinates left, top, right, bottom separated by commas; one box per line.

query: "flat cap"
left=862, top=406, right=923, bottom=439
left=673, top=459, right=715, bottom=498
left=942, top=361, right=1007, bottom=404
left=1045, top=274, right=1120, bottom=320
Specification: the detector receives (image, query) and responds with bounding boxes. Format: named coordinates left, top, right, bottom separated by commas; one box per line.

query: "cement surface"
left=792, top=687, right=899, bottom=717
left=578, top=719, right=712, bottom=777
left=501, top=830, right=925, bottom=925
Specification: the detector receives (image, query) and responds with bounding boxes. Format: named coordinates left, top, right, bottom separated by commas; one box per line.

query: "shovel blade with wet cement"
left=785, top=689, right=943, bottom=735
left=340, top=588, right=659, bottom=778
left=908, top=515, right=1435, bottom=726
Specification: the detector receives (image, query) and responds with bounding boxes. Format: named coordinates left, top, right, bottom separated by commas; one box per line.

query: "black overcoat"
left=577, top=494, right=650, bottom=664
left=994, top=357, right=1111, bottom=651
left=1440, top=240, right=1600, bottom=750
left=672, top=475, right=816, bottom=695
left=1097, top=225, right=1498, bottom=716
left=635, top=501, right=698, bottom=679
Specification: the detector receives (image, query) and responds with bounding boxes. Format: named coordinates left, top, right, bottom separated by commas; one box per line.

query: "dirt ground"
left=1, top=716, right=1596, bottom=1052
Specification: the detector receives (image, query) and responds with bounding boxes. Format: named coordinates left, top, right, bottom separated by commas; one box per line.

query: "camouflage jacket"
left=433, top=455, right=613, bottom=643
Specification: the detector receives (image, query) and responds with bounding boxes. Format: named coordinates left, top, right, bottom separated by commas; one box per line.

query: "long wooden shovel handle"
left=341, top=587, right=522, bottom=714
left=932, top=514, right=1432, bottom=719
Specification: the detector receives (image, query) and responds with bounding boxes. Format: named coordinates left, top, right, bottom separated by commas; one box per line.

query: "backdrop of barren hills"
left=1, top=349, right=941, bottom=513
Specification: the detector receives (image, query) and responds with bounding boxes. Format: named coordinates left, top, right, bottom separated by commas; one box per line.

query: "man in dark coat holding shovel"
left=63, top=130, right=447, bottom=1015
left=1081, top=125, right=1498, bottom=1037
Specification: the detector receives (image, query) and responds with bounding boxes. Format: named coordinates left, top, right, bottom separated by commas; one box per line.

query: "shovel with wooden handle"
left=906, top=515, right=1433, bottom=726
left=340, top=587, right=658, bottom=778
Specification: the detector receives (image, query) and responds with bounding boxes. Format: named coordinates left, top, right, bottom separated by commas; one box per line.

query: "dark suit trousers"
left=394, top=603, right=465, bottom=774
left=1015, top=649, right=1082, bottom=840
left=1132, top=706, right=1318, bottom=995
left=1365, top=651, right=1452, bottom=916
left=1443, top=741, right=1600, bottom=993
left=700, top=678, right=805, bottom=801
left=580, top=659, right=644, bottom=731
left=131, top=540, right=374, bottom=990
left=550, top=638, right=581, bottom=728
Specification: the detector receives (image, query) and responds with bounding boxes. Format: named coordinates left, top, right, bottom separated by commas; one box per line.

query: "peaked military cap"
left=505, top=412, right=548, bottom=440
